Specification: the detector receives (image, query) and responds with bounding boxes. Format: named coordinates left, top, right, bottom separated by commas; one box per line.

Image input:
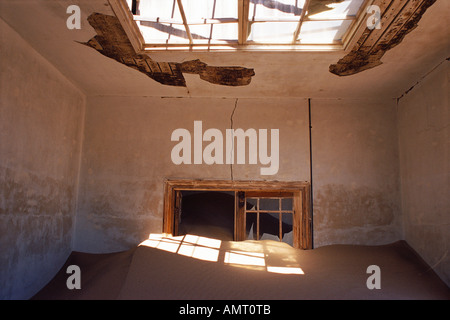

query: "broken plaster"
left=83, top=13, right=255, bottom=87
left=330, top=0, right=437, bottom=76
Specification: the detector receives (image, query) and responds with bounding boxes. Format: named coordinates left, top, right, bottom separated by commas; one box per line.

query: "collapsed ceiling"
left=330, top=0, right=438, bottom=76
left=84, top=0, right=439, bottom=86
left=84, top=12, right=255, bottom=87
left=0, top=0, right=447, bottom=98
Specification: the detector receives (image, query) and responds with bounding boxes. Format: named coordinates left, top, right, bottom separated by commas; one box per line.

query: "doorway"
left=163, top=179, right=312, bottom=249
left=178, top=191, right=236, bottom=241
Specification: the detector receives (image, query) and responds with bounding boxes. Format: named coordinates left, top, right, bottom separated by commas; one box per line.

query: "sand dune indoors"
left=32, top=234, right=450, bottom=300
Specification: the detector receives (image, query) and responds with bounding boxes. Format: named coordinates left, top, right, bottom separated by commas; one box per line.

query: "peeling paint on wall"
left=83, top=13, right=255, bottom=87
left=330, top=0, right=436, bottom=76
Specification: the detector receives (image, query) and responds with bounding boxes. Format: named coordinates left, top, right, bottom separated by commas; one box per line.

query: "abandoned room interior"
left=0, top=0, right=449, bottom=300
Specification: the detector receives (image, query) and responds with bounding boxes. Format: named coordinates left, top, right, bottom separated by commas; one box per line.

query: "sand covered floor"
left=32, top=235, right=450, bottom=300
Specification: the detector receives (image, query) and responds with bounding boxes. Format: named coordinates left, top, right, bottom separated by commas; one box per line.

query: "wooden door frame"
left=163, top=179, right=312, bottom=249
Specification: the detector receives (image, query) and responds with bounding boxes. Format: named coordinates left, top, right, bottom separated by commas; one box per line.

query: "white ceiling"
left=1, top=0, right=448, bottom=99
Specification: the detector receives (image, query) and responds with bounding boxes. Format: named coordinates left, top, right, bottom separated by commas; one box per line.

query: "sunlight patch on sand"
left=139, top=233, right=304, bottom=275
left=267, top=266, right=304, bottom=274
left=224, top=250, right=266, bottom=267
left=140, top=233, right=221, bottom=262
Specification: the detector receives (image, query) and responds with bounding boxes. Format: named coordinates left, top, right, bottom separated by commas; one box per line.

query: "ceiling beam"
left=133, top=15, right=356, bottom=25
left=292, top=0, right=311, bottom=44
left=176, top=0, right=193, bottom=45
left=134, top=16, right=238, bottom=25
left=238, top=0, right=250, bottom=45
left=108, top=0, right=145, bottom=53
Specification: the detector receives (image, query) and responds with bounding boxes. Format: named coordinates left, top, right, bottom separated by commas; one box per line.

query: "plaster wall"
left=398, top=61, right=450, bottom=286
left=0, top=19, right=85, bottom=299
left=74, top=96, right=310, bottom=252
left=311, top=99, right=402, bottom=247
left=75, top=95, right=401, bottom=253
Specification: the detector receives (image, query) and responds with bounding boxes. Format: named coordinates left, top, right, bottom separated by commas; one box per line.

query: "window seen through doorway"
left=245, top=195, right=294, bottom=246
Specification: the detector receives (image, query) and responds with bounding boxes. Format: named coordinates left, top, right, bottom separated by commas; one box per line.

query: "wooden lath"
left=367, top=0, right=428, bottom=53
left=330, top=0, right=437, bottom=76
left=347, top=0, right=425, bottom=53
left=358, top=0, right=413, bottom=51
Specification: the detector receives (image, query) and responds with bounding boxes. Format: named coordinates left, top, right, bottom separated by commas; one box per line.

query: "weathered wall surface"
left=0, top=19, right=85, bottom=299
left=398, top=61, right=449, bottom=286
left=74, top=96, right=310, bottom=252
left=311, top=99, right=401, bottom=247
left=75, top=95, right=402, bottom=253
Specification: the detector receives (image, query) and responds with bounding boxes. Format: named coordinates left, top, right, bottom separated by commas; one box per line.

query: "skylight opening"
left=122, top=0, right=367, bottom=51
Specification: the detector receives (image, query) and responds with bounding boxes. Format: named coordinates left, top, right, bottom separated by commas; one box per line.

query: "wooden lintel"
left=165, top=179, right=310, bottom=192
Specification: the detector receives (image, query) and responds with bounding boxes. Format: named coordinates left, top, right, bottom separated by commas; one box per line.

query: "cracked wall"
left=74, top=96, right=310, bottom=252
left=74, top=95, right=401, bottom=254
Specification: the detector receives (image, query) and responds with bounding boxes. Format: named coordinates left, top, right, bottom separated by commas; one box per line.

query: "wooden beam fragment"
left=84, top=13, right=255, bottom=87
left=330, top=0, right=437, bottom=76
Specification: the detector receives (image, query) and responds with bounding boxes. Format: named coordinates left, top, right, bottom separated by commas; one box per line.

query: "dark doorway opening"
left=178, top=191, right=236, bottom=241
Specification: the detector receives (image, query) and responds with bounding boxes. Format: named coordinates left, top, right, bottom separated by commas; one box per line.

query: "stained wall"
left=74, top=95, right=401, bottom=253
left=312, top=99, right=401, bottom=247
left=0, top=20, right=85, bottom=299
left=398, top=61, right=449, bottom=286
left=74, top=96, right=311, bottom=252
